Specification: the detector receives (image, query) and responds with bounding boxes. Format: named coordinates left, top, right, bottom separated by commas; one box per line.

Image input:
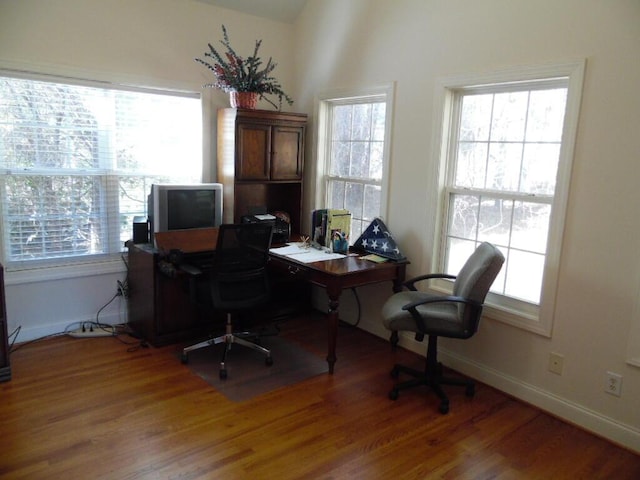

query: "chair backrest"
left=210, top=223, right=274, bottom=311
left=453, top=242, right=505, bottom=333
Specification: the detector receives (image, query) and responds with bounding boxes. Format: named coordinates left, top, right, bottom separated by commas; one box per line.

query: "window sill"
left=4, top=256, right=127, bottom=286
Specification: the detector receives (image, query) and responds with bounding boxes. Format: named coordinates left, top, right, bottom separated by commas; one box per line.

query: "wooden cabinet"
left=126, top=241, right=310, bottom=346
left=0, top=263, right=11, bottom=382
left=126, top=242, right=214, bottom=347
left=218, top=108, right=307, bottom=234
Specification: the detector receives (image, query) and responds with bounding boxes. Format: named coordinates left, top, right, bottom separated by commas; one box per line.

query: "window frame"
left=0, top=69, right=204, bottom=277
left=313, top=84, right=395, bottom=236
left=431, top=61, right=585, bottom=336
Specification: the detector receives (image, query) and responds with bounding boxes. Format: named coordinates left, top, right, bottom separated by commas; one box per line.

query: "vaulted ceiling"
left=193, top=0, right=309, bottom=23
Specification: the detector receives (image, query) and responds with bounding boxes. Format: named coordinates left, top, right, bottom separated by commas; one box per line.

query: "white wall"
left=0, top=0, right=295, bottom=340
left=296, top=0, right=640, bottom=451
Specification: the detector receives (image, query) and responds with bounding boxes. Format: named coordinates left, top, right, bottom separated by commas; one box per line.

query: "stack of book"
left=311, top=209, right=351, bottom=252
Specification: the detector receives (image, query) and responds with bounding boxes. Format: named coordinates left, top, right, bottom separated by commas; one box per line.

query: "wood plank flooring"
left=1, top=312, right=639, bottom=479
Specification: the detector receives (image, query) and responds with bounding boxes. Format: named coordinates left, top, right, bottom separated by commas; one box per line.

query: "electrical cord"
left=8, top=325, right=22, bottom=353
left=339, top=287, right=362, bottom=328
left=9, top=331, right=67, bottom=353
left=9, top=296, right=140, bottom=354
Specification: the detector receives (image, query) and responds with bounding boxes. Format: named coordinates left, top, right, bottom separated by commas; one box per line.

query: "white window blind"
left=0, top=74, right=202, bottom=270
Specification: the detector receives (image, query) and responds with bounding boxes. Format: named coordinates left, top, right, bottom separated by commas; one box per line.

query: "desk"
left=269, top=250, right=407, bottom=373
left=127, top=231, right=407, bottom=373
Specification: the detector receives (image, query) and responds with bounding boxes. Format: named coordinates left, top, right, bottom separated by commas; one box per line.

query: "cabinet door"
left=271, top=126, right=304, bottom=180
left=236, top=123, right=271, bottom=181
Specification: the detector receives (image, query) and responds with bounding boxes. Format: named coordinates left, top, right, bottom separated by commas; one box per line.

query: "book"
left=311, top=209, right=327, bottom=246
left=325, top=209, right=351, bottom=250
left=361, top=253, right=389, bottom=263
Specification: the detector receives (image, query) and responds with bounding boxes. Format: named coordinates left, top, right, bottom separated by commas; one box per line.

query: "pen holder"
left=332, top=235, right=349, bottom=254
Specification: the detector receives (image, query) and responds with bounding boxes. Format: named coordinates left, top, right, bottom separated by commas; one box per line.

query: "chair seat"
left=381, top=291, right=463, bottom=337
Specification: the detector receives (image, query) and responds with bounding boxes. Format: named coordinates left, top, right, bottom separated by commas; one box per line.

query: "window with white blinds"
left=0, top=74, right=202, bottom=270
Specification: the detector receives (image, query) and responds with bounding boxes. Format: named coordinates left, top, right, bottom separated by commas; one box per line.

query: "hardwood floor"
left=1, top=312, right=639, bottom=479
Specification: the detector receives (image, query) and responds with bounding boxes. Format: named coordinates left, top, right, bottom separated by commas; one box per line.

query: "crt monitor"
left=148, top=183, right=223, bottom=237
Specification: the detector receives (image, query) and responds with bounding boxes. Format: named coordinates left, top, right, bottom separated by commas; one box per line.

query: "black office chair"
left=181, top=223, right=274, bottom=379
left=381, top=242, right=504, bottom=413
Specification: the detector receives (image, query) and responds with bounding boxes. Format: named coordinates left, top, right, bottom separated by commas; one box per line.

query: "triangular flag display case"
left=353, top=217, right=406, bottom=261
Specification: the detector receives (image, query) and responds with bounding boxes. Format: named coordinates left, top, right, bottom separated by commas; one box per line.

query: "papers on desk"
left=269, top=243, right=346, bottom=263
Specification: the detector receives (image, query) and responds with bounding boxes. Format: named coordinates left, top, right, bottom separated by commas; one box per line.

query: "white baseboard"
left=352, top=322, right=640, bottom=454
left=436, top=347, right=640, bottom=454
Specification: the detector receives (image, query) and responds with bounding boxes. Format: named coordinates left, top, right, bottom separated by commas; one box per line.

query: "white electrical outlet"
left=548, top=352, right=564, bottom=375
left=605, top=371, right=623, bottom=397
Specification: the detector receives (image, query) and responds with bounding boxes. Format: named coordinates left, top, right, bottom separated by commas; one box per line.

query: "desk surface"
left=269, top=249, right=405, bottom=285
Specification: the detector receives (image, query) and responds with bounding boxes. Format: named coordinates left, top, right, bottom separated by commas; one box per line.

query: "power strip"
left=67, top=327, right=116, bottom=338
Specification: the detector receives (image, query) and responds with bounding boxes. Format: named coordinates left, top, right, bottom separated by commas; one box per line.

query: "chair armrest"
left=179, top=263, right=203, bottom=276
left=401, top=295, right=482, bottom=311
left=402, top=295, right=484, bottom=336
left=404, top=273, right=456, bottom=291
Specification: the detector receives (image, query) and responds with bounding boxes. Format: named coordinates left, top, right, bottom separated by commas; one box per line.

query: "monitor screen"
left=148, top=183, right=223, bottom=238
left=167, top=189, right=217, bottom=230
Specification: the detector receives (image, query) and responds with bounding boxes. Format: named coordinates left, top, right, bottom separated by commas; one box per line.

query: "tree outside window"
left=320, top=89, right=392, bottom=242
left=435, top=61, right=585, bottom=335
left=0, top=76, right=201, bottom=269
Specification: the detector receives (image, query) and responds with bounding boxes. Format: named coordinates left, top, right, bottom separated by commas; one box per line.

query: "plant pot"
left=229, top=91, right=259, bottom=109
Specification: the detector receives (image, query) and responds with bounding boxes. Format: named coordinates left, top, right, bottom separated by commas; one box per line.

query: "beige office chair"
left=181, top=223, right=274, bottom=380
left=381, top=242, right=504, bottom=413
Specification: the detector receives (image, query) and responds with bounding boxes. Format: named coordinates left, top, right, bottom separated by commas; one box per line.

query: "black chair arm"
left=179, top=263, right=203, bottom=276
left=404, top=273, right=456, bottom=291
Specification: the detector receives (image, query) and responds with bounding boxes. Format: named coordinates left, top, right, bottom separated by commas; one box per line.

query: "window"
left=317, top=85, right=393, bottom=241
left=435, top=62, right=584, bottom=335
left=0, top=73, right=202, bottom=271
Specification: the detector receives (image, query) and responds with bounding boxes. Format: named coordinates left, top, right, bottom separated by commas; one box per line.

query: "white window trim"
left=627, top=264, right=640, bottom=368
left=430, top=60, right=586, bottom=337
left=312, top=83, right=395, bottom=219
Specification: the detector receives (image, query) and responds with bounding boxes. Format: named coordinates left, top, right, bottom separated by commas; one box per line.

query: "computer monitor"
left=148, top=183, right=223, bottom=238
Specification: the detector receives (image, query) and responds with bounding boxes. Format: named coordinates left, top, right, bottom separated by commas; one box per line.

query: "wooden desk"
left=127, top=229, right=407, bottom=373
left=269, top=251, right=407, bottom=373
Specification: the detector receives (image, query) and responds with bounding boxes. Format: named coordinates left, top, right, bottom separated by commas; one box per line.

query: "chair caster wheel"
left=219, top=369, right=228, bottom=380
left=465, top=384, right=475, bottom=397
left=180, top=353, right=188, bottom=364
left=390, top=366, right=399, bottom=379
left=265, top=356, right=273, bottom=366
left=439, top=402, right=450, bottom=414
left=389, top=389, right=399, bottom=401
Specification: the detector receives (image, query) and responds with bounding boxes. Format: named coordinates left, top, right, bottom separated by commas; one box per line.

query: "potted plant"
left=196, top=25, right=294, bottom=110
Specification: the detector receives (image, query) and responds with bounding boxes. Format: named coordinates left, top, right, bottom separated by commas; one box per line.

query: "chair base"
left=388, top=362, right=475, bottom=414
left=388, top=333, right=475, bottom=414
left=181, top=315, right=273, bottom=380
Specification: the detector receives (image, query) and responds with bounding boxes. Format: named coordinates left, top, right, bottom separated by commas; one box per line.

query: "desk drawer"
left=268, top=256, right=310, bottom=279
left=267, top=257, right=311, bottom=318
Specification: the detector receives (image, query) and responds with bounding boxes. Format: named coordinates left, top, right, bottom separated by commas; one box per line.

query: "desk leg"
left=326, top=287, right=341, bottom=374
left=393, top=264, right=407, bottom=293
